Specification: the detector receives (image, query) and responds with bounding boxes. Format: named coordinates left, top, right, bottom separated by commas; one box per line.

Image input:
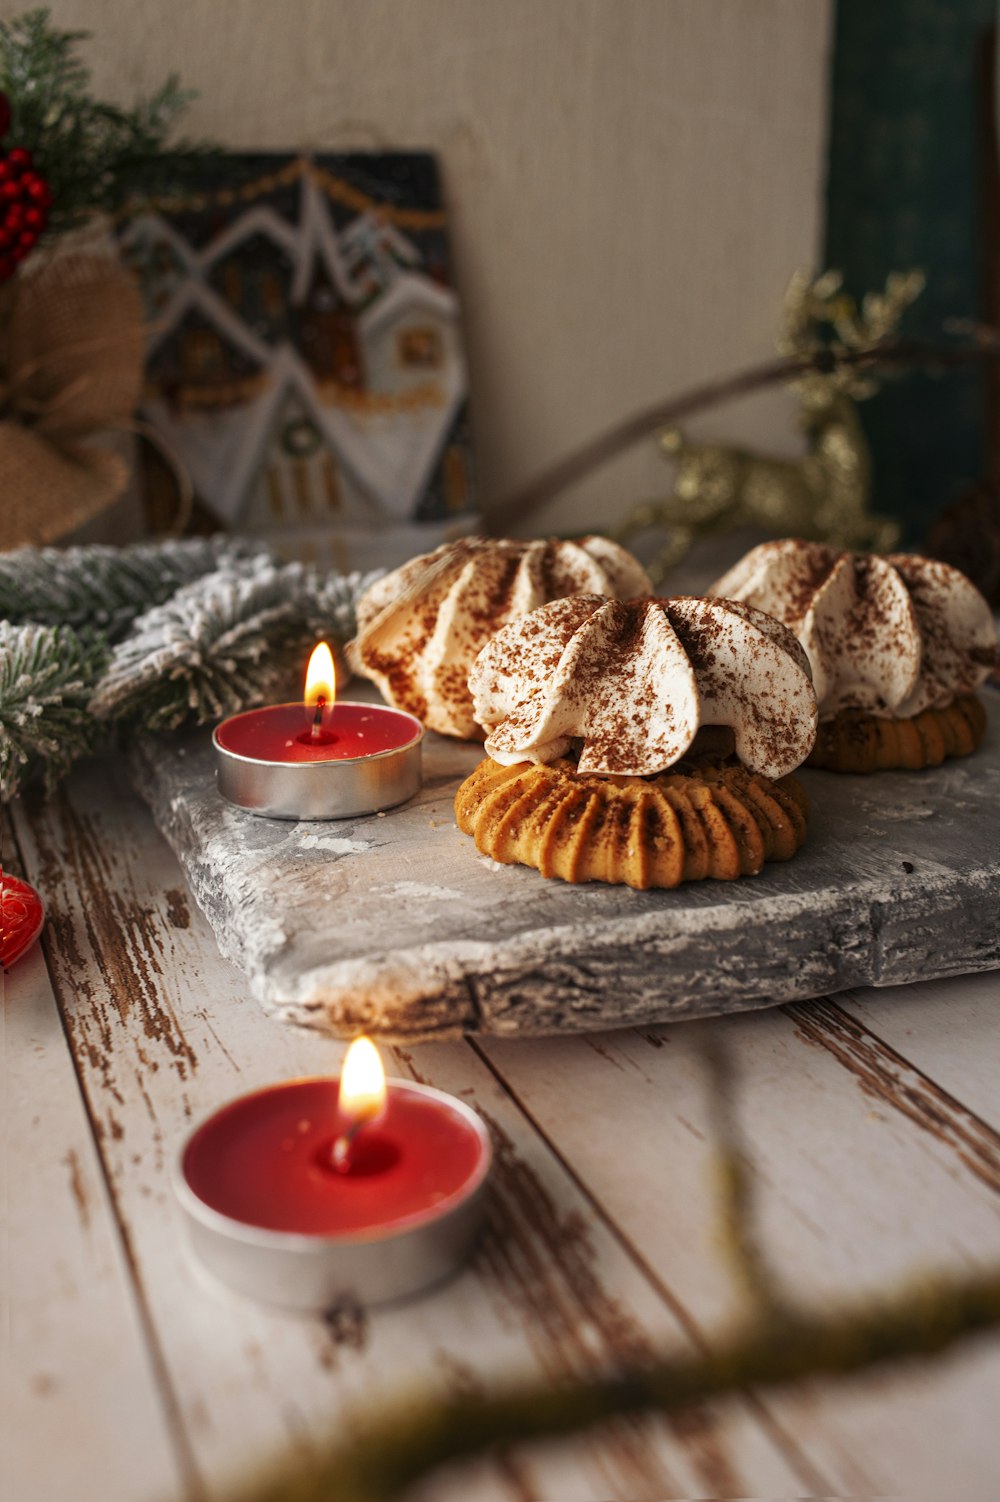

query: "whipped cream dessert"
left=469, top=594, right=818, bottom=780
left=711, top=539, right=998, bottom=720
left=348, top=536, right=652, bottom=738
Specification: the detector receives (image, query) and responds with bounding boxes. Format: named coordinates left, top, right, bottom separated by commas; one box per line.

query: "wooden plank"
left=477, top=995, right=1000, bottom=1496
left=833, top=971, right=1000, bottom=1128
left=0, top=810, right=186, bottom=1502
left=11, top=761, right=815, bottom=1501
left=129, top=694, right=1000, bottom=1039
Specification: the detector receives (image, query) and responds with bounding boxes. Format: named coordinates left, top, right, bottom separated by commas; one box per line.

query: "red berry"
left=17, top=229, right=35, bottom=249
left=23, top=206, right=43, bottom=230
left=1, top=179, right=19, bottom=200
left=27, top=177, right=49, bottom=203
left=6, top=205, right=24, bottom=229
left=0, top=162, right=10, bottom=183
left=7, top=147, right=32, bottom=172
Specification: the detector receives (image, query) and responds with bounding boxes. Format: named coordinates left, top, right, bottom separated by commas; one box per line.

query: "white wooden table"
left=5, top=754, right=1000, bottom=1501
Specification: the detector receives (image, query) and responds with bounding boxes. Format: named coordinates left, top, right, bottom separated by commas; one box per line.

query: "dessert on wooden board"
left=455, top=594, right=817, bottom=889
left=347, top=535, right=652, bottom=738
left=711, top=539, right=998, bottom=773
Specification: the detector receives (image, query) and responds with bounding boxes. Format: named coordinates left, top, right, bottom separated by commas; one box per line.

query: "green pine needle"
left=1, top=541, right=380, bottom=794
left=89, top=563, right=317, bottom=732
left=0, top=621, right=109, bottom=799
left=0, top=7, right=218, bottom=229
left=0, top=536, right=270, bottom=642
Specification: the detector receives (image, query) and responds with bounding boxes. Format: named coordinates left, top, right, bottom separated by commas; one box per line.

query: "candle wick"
left=331, top=1116, right=368, bottom=1174
left=309, top=697, right=327, bottom=743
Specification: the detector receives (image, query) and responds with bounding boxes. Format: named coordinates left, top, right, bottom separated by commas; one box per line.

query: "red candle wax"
left=182, top=1078, right=489, bottom=1237
left=215, top=703, right=421, bottom=765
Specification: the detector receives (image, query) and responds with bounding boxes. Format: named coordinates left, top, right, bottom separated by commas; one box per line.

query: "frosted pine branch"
left=0, top=623, right=110, bottom=800
left=89, top=563, right=319, bottom=731
left=1, top=545, right=386, bottom=791
left=0, top=536, right=271, bottom=641
left=307, top=567, right=385, bottom=646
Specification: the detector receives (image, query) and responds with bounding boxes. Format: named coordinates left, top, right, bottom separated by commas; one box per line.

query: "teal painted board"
left=825, top=0, right=994, bottom=539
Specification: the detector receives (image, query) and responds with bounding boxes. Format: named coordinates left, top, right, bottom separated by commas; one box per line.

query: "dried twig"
left=240, top=1269, right=1000, bottom=1502
left=701, top=1033, right=786, bottom=1317
left=486, top=333, right=1000, bottom=534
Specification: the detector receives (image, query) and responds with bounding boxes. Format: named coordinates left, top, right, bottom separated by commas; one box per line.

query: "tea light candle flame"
left=214, top=639, right=422, bottom=818
left=304, top=641, right=337, bottom=744
left=332, top=1035, right=387, bottom=1173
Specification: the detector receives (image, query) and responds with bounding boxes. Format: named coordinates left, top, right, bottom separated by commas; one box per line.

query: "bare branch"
left=237, top=1267, right=1000, bottom=1502
left=486, top=334, right=1000, bottom=534
left=701, top=1033, right=785, bottom=1317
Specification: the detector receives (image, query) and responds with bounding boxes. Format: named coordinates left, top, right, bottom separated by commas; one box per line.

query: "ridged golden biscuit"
left=455, top=757, right=809, bottom=889
left=807, top=694, right=987, bottom=773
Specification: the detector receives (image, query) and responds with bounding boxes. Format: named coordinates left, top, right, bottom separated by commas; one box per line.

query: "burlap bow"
left=0, top=233, right=145, bottom=549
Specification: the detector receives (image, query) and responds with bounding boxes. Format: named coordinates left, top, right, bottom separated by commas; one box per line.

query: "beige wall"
left=28, top=0, right=833, bottom=534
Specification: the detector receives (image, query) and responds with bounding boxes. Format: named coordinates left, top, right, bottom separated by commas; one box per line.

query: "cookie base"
left=807, top=694, right=987, bottom=773
left=455, top=757, right=809, bottom=890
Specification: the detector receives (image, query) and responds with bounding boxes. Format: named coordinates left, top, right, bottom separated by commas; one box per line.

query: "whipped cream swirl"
left=469, top=594, right=818, bottom=779
left=349, top=536, right=652, bottom=738
left=711, top=539, right=998, bottom=719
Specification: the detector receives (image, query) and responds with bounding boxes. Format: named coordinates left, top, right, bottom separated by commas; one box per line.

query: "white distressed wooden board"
left=129, top=693, right=1000, bottom=1041
left=0, top=812, right=183, bottom=1502
left=7, top=768, right=810, bottom=1502
left=479, top=989, right=1000, bottom=1497
left=8, top=763, right=1000, bottom=1499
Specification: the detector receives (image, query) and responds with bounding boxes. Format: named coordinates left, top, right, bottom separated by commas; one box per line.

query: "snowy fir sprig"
left=88, top=562, right=317, bottom=731
left=0, top=541, right=382, bottom=796
left=0, top=621, right=110, bottom=798
left=0, top=536, right=269, bottom=641
left=307, top=566, right=385, bottom=646
left=88, top=561, right=380, bottom=734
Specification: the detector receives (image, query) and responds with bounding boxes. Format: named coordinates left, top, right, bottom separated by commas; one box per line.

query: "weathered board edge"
left=130, top=733, right=1000, bottom=1041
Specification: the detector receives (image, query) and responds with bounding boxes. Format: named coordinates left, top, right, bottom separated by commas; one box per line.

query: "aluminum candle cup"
left=174, top=1076, right=493, bottom=1310
left=213, top=701, right=424, bottom=820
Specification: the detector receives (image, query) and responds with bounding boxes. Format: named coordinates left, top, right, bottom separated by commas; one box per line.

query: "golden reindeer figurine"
left=618, top=270, right=923, bottom=581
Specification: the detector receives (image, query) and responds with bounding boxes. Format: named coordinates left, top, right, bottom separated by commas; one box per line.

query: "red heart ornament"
left=1, top=873, right=45, bottom=970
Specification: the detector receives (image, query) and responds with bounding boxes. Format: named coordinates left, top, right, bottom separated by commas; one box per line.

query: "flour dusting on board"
left=299, top=834, right=371, bottom=855
left=376, top=881, right=462, bottom=901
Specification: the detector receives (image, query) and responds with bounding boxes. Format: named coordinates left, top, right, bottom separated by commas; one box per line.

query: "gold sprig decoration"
left=617, top=268, right=926, bottom=580
left=491, top=276, right=999, bottom=547
left=779, top=266, right=927, bottom=406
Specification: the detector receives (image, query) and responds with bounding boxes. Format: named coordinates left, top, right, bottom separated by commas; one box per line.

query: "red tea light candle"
left=174, top=1038, right=492, bottom=1310
left=213, top=642, right=423, bottom=819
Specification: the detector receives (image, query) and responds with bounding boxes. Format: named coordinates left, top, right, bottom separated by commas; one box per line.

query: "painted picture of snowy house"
left=119, top=153, right=476, bottom=571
